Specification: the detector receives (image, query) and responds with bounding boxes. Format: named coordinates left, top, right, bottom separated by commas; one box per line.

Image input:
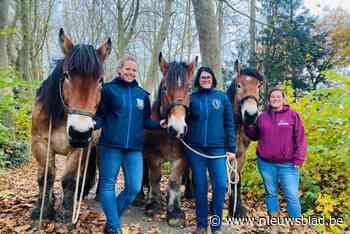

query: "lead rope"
left=179, top=139, right=239, bottom=215
left=39, top=116, right=53, bottom=229
left=71, top=141, right=92, bottom=224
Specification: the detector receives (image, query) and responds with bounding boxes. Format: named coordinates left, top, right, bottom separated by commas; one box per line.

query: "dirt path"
left=0, top=156, right=319, bottom=233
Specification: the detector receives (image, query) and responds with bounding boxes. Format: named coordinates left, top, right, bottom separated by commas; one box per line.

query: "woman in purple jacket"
left=244, top=87, right=307, bottom=219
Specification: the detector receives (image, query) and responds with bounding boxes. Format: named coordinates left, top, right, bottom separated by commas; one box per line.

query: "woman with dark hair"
left=184, top=66, right=236, bottom=234
left=244, top=87, right=307, bottom=232
left=94, top=55, right=166, bottom=234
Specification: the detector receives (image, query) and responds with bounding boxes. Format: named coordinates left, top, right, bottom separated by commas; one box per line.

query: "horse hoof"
left=232, top=205, right=247, bottom=218
left=55, top=210, right=72, bottom=223
left=167, top=217, right=184, bottom=227
left=184, top=190, right=194, bottom=199
left=144, top=200, right=161, bottom=217
left=31, top=206, right=56, bottom=220
left=132, top=193, right=145, bottom=207
left=167, top=209, right=185, bottom=227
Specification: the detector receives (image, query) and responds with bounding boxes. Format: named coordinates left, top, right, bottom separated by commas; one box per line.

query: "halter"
left=160, top=99, right=189, bottom=119
left=59, top=72, right=96, bottom=118
left=239, top=95, right=259, bottom=107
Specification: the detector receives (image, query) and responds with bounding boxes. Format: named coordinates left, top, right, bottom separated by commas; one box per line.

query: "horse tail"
left=83, top=145, right=98, bottom=198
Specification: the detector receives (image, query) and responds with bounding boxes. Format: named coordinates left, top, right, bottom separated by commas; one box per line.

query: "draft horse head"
left=232, top=60, right=264, bottom=125
left=157, top=52, right=197, bottom=138
left=59, top=28, right=111, bottom=147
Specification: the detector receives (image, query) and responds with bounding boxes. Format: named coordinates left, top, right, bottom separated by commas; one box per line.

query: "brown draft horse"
left=226, top=60, right=264, bottom=217
left=142, top=52, right=197, bottom=226
left=31, top=28, right=111, bottom=221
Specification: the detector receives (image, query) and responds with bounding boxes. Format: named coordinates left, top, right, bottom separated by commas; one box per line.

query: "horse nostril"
left=168, top=126, right=177, bottom=138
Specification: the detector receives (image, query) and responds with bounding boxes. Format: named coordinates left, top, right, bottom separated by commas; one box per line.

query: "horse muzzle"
left=167, top=125, right=187, bottom=139
left=243, top=111, right=258, bottom=125
left=68, top=126, right=93, bottom=148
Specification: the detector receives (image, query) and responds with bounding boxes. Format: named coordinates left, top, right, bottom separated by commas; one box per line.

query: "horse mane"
left=36, top=44, right=103, bottom=128
left=152, top=61, right=188, bottom=117
left=36, top=60, right=65, bottom=128
left=226, top=80, right=236, bottom=104
left=166, top=61, right=188, bottom=91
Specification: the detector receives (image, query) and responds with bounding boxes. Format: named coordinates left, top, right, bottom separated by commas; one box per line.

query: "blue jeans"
left=99, top=146, right=143, bottom=230
left=185, top=147, right=227, bottom=231
left=256, top=157, right=301, bottom=218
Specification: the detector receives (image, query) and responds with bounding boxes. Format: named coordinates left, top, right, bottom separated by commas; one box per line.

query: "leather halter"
left=160, top=99, right=189, bottom=119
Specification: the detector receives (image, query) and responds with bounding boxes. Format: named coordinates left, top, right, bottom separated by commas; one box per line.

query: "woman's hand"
left=160, top=119, right=168, bottom=129
left=226, top=152, right=236, bottom=161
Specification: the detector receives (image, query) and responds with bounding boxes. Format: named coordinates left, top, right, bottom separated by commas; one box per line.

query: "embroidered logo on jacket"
left=136, top=98, right=144, bottom=110
left=277, top=120, right=289, bottom=126
left=212, top=99, right=221, bottom=109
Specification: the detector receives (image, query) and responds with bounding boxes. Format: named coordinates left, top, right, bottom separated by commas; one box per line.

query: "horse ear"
left=59, top=28, right=74, bottom=56
left=256, top=60, right=263, bottom=73
left=187, top=56, right=198, bottom=82
left=188, top=56, right=198, bottom=73
left=234, top=60, right=241, bottom=77
left=159, top=52, right=169, bottom=75
left=97, top=38, right=112, bottom=62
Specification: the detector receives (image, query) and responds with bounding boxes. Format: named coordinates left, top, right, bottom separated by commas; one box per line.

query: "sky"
left=304, top=0, right=350, bottom=15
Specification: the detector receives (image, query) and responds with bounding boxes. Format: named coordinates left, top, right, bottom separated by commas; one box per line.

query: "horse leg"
left=133, top=160, right=149, bottom=206
left=31, top=141, right=56, bottom=220
left=60, top=150, right=81, bottom=221
left=167, top=158, right=186, bottom=226
left=229, top=150, right=248, bottom=218
left=183, top=165, right=195, bottom=199
left=144, top=157, right=162, bottom=216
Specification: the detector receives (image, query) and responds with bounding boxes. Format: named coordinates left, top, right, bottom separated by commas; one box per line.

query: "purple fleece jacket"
left=244, top=105, right=307, bottom=166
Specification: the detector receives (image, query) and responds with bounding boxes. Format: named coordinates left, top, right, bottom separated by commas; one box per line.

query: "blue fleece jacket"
left=185, top=88, right=236, bottom=153
left=94, top=77, right=160, bottom=150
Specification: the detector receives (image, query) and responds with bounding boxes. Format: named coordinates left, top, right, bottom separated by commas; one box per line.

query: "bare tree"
left=0, top=0, right=10, bottom=68
left=7, top=1, right=19, bottom=67
left=144, top=0, right=173, bottom=92
left=191, top=0, right=222, bottom=87
left=249, top=0, right=256, bottom=67
left=18, top=0, right=31, bottom=80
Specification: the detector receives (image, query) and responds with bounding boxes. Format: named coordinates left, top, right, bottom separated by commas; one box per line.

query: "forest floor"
left=0, top=155, right=319, bottom=234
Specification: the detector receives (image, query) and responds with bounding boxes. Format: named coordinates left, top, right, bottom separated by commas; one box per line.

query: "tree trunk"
left=218, top=0, right=224, bottom=62
left=116, top=0, right=140, bottom=59
left=18, top=0, right=31, bottom=80
left=186, top=0, right=192, bottom=61
left=0, top=0, right=10, bottom=68
left=144, top=0, right=173, bottom=92
left=249, top=0, right=256, bottom=67
left=191, top=0, right=222, bottom=87
left=7, top=1, right=19, bottom=66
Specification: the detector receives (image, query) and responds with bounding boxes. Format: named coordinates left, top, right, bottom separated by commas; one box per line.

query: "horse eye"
left=98, top=77, right=104, bottom=84
left=162, top=86, right=167, bottom=92
left=236, top=83, right=242, bottom=89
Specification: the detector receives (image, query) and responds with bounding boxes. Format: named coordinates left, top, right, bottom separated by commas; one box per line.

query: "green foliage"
left=243, top=70, right=350, bottom=232
left=0, top=68, right=38, bottom=169
left=0, top=141, right=29, bottom=168
left=258, top=0, right=334, bottom=91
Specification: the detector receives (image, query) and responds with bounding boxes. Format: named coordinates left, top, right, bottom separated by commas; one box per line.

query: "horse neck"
left=232, top=96, right=243, bottom=127
left=150, top=100, right=161, bottom=120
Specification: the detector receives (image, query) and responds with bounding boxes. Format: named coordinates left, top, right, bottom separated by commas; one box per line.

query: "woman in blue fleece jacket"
left=184, top=66, right=236, bottom=234
left=94, top=55, right=165, bottom=234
